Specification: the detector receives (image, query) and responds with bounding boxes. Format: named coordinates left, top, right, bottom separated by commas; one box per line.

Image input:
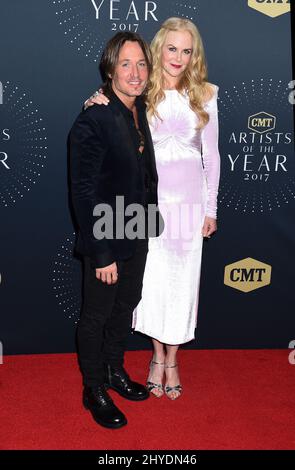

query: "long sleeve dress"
left=133, top=85, right=220, bottom=345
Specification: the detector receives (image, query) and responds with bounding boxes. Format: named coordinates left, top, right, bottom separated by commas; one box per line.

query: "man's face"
left=111, top=41, right=148, bottom=101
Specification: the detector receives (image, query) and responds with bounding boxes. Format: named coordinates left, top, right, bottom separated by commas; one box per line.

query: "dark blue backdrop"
left=0, top=0, right=294, bottom=354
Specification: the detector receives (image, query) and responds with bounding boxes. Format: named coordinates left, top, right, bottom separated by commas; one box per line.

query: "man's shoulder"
left=70, top=105, right=110, bottom=139
left=81, top=103, right=115, bottom=123
left=70, top=104, right=116, bottom=136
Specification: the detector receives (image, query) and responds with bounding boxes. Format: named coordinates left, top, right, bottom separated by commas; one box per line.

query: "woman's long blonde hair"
left=146, top=17, right=212, bottom=129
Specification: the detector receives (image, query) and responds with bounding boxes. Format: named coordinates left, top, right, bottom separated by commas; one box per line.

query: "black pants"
left=77, top=239, right=148, bottom=388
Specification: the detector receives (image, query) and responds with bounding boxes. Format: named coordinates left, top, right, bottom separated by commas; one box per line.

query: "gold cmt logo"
left=248, top=112, right=276, bottom=134
left=248, top=0, right=290, bottom=18
left=224, top=257, right=272, bottom=292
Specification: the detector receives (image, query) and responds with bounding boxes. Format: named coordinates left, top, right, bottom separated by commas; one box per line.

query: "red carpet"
left=1, top=350, right=294, bottom=450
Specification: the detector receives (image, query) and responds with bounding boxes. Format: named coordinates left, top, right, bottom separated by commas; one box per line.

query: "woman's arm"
left=201, top=85, right=221, bottom=221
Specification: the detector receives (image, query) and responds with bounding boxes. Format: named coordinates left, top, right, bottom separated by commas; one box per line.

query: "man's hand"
left=202, top=216, right=217, bottom=239
left=95, top=262, right=118, bottom=285
left=84, top=90, right=109, bottom=109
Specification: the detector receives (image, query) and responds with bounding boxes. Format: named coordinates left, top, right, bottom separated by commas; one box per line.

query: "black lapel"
left=109, top=101, right=138, bottom=164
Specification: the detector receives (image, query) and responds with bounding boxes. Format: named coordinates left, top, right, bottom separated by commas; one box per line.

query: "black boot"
left=104, top=365, right=149, bottom=401
left=83, top=385, right=127, bottom=429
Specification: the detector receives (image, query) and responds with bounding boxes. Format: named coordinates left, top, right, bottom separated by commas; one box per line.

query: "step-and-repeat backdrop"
left=0, top=1, right=294, bottom=353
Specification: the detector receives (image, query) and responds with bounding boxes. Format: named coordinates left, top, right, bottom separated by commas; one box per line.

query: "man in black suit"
left=69, top=32, right=160, bottom=429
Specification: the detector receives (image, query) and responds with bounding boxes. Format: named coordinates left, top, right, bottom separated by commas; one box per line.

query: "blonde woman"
left=85, top=18, right=220, bottom=400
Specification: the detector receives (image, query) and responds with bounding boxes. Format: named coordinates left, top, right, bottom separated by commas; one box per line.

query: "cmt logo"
left=248, top=0, right=290, bottom=18
left=224, top=257, right=272, bottom=293
left=248, top=112, right=276, bottom=134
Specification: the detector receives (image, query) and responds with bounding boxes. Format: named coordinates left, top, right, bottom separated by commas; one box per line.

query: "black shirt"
left=110, top=90, right=152, bottom=207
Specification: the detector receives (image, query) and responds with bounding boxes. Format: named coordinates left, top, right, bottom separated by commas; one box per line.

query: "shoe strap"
left=164, top=363, right=178, bottom=368
left=165, top=384, right=182, bottom=393
left=151, top=360, right=165, bottom=366
left=147, top=381, right=163, bottom=390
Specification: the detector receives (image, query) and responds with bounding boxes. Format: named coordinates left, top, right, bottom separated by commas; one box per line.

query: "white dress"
left=133, top=86, right=220, bottom=345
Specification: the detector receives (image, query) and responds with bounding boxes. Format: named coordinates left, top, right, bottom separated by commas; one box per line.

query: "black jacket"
left=69, top=96, right=160, bottom=268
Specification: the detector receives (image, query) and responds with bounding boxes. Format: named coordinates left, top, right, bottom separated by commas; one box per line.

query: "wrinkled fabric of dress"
left=133, top=86, right=220, bottom=345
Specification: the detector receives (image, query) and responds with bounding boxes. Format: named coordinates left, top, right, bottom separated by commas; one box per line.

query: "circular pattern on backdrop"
left=0, top=81, right=48, bottom=208
left=51, top=0, right=199, bottom=62
left=52, top=234, right=82, bottom=323
left=218, top=78, right=295, bottom=214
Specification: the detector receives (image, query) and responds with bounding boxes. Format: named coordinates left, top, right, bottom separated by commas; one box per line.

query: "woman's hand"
left=84, top=89, right=110, bottom=109
left=202, top=216, right=217, bottom=239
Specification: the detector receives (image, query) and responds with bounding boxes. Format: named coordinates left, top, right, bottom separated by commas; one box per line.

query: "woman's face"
left=161, top=30, right=193, bottom=84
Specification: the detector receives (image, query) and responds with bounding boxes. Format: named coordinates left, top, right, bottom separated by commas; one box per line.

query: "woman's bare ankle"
left=153, top=354, right=165, bottom=364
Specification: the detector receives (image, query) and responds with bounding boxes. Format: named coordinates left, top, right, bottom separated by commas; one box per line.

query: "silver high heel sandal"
left=146, top=360, right=165, bottom=397
left=164, top=363, right=182, bottom=400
